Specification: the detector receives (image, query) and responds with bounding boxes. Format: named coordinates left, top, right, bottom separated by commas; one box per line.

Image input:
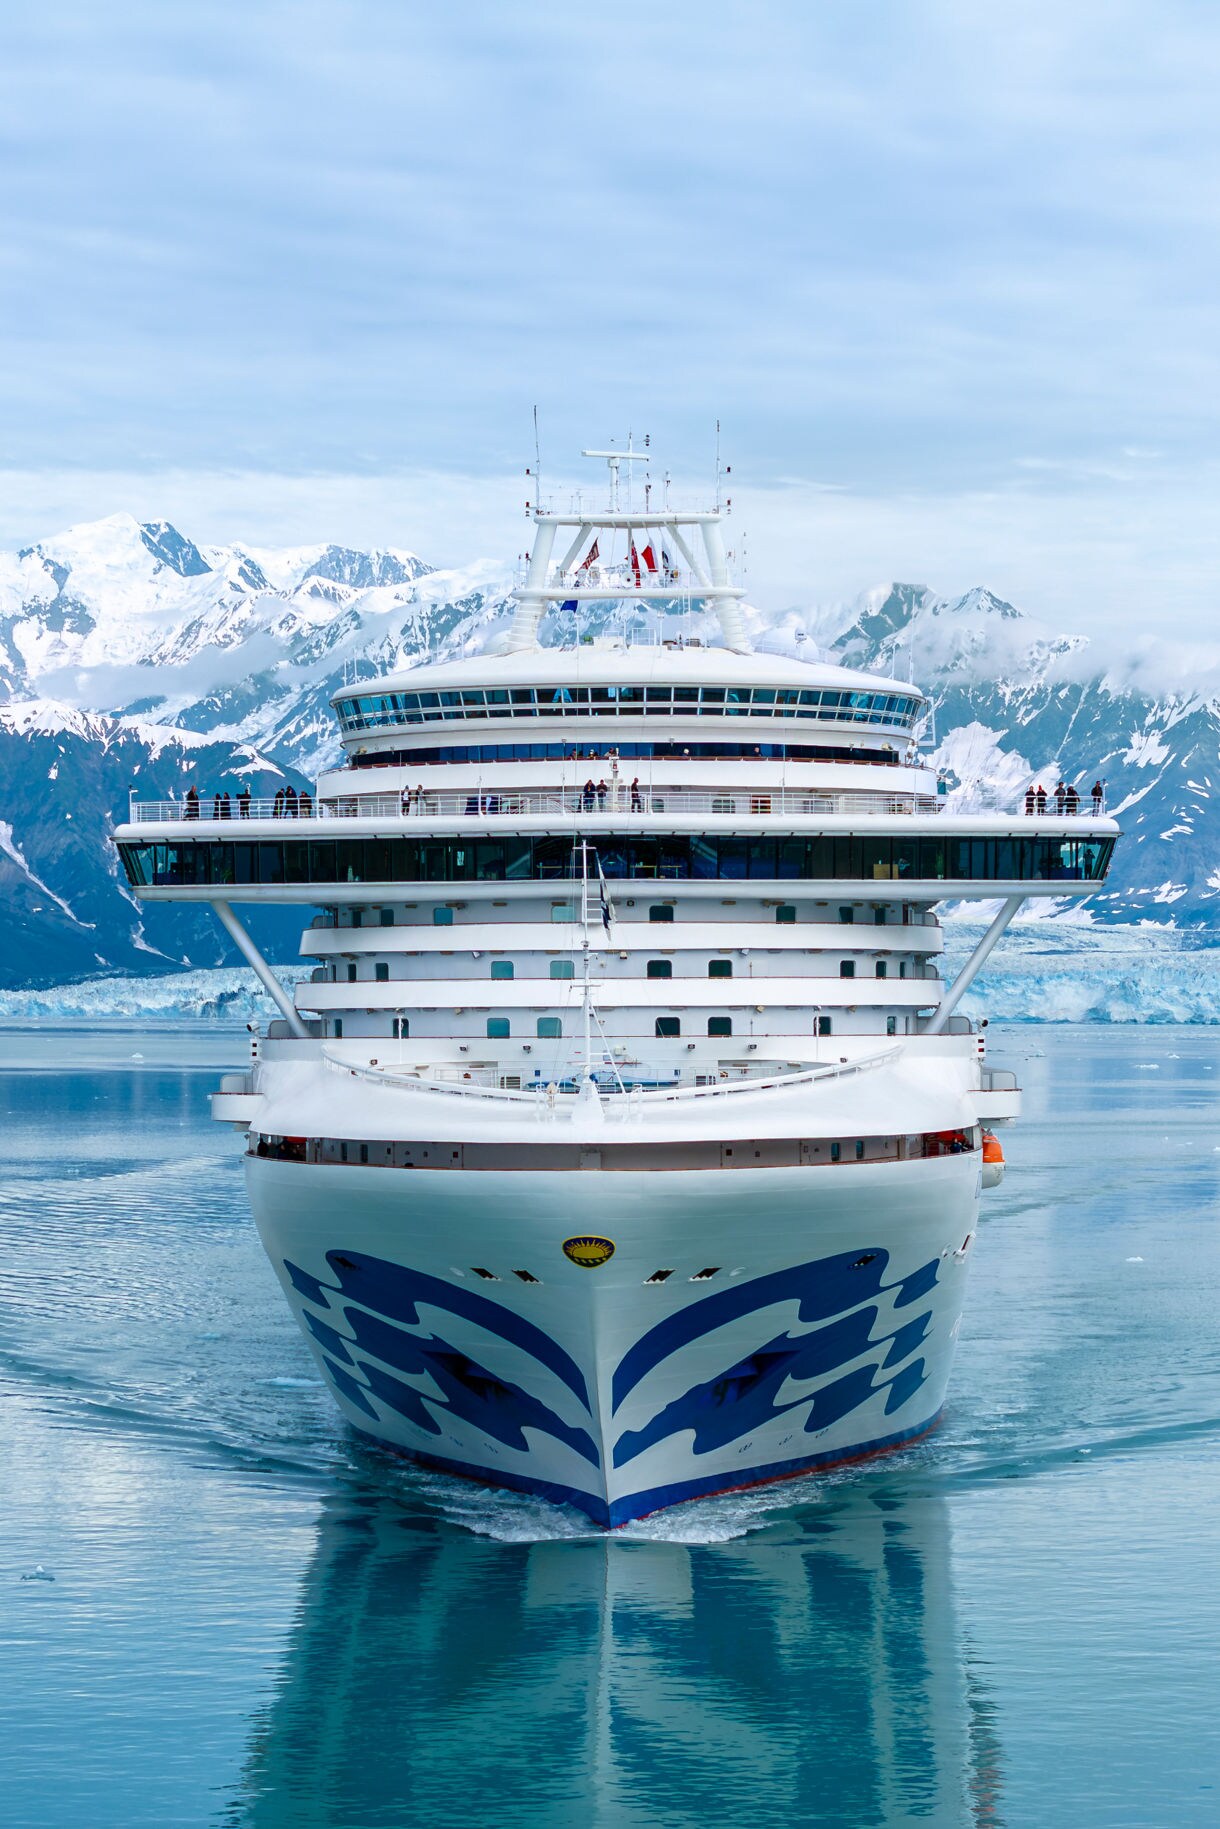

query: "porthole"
left=690, top=1267, right=721, bottom=1281
left=471, top=1267, right=499, bottom=1280
left=644, top=1269, right=675, bottom=1284
left=512, top=1269, right=540, bottom=1283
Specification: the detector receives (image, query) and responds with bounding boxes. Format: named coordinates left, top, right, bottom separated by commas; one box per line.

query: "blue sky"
left=1, top=0, right=1217, bottom=630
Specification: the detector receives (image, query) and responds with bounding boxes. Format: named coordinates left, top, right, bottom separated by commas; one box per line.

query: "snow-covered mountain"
left=3, top=511, right=1220, bottom=990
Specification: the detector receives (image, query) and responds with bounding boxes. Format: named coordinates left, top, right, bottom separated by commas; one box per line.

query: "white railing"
left=320, top=1045, right=901, bottom=1109
left=127, top=787, right=945, bottom=824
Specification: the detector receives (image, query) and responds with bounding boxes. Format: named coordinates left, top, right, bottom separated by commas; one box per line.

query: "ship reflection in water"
left=225, top=1481, right=1003, bottom=1829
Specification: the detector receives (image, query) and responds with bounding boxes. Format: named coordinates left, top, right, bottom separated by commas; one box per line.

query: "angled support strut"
left=213, top=900, right=309, bottom=1039
left=925, top=896, right=1023, bottom=1035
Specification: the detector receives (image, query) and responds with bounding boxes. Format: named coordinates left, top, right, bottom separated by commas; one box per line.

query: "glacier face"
left=4, top=511, right=1220, bottom=989
left=6, top=925, right=1220, bottom=1025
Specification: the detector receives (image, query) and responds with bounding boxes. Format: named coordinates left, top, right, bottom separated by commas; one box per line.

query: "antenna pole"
left=533, top=405, right=542, bottom=514
left=580, top=840, right=592, bottom=1081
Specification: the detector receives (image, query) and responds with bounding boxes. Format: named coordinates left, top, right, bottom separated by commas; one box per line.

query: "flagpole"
left=581, top=839, right=592, bottom=1083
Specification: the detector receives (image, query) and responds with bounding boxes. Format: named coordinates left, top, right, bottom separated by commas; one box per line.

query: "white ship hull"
left=248, top=1153, right=980, bottom=1526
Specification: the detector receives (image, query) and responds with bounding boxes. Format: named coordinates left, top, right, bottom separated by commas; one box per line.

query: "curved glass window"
left=334, top=683, right=924, bottom=735
left=118, top=832, right=1115, bottom=892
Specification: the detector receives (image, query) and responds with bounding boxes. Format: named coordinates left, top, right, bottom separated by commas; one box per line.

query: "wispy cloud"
left=0, top=1, right=1217, bottom=632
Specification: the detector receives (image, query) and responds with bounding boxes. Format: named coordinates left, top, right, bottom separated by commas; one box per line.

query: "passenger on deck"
left=582, top=779, right=595, bottom=810
left=631, top=777, right=643, bottom=812
left=185, top=786, right=199, bottom=820
left=1054, top=780, right=1066, bottom=813
left=1035, top=784, right=1047, bottom=814
left=1064, top=783, right=1080, bottom=815
left=596, top=779, right=608, bottom=809
left=285, top=785, right=298, bottom=817
left=220, top=791, right=232, bottom=820
left=1024, top=786, right=1036, bottom=815
left=299, top=789, right=313, bottom=817
left=238, top=786, right=251, bottom=818
left=212, top=792, right=223, bottom=820
left=1092, top=780, right=1104, bottom=813
left=273, top=789, right=285, bottom=817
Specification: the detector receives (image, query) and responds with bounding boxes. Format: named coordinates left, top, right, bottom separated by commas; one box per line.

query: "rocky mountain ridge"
left=1, top=513, right=1216, bottom=988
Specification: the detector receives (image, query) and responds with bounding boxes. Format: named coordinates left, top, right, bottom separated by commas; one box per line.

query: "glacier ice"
left=8, top=924, right=1220, bottom=1024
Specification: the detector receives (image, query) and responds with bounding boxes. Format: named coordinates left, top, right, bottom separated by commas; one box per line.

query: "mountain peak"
left=138, top=522, right=212, bottom=579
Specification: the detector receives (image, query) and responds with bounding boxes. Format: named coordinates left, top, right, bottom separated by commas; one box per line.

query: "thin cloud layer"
left=0, top=1, right=1217, bottom=634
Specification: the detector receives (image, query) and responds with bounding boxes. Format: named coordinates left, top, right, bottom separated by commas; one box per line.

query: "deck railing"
left=128, top=787, right=952, bottom=824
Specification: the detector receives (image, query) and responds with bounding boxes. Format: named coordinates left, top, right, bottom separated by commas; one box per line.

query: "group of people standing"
left=1024, top=779, right=1104, bottom=816
left=581, top=777, right=645, bottom=812
left=181, top=784, right=312, bottom=819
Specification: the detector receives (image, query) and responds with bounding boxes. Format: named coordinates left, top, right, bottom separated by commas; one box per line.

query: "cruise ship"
left=114, top=448, right=1118, bottom=1526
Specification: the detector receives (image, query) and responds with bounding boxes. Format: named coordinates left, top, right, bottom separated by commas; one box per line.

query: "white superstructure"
left=115, top=448, right=1118, bottom=1525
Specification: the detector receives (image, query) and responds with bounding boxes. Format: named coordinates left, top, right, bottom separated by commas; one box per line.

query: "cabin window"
left=333, top=1019, right=343, bottom=1038
left=708, top=959, right=732, bottom=977
left=886, top=1016, right=897, bottom=1036
left=775, top=905, right=796, bottom=924
left=830, top=1142, right=841, bottom=1162
left=707, top=1017, right=733, bottom=1037
left=838, top=906, right=854, bottom=924
left=433, top=906, right=454, bottom=926
left=647, top=959, right=673, bottom=978
left=817, top=1016, right=832, bottom=1036
left=487, top=1017, right=510, bottom=1038
left=875, top=960, right=887, bottom=979
left=550, top=960, right=575, bottom=979
left=380, top=908, right=395, bottom=926
left=655, top=1017, right=681, bottom=1038
left=855, top=1140, right=865, bottom=1160
left=551, top=902, right=575, bottom=923
left=374, top=962, right=389, bottom=982
left=839, top=960, right=856, bottom=979
left=899, top=961, right=907, bottom=979
left=490, top=960, right=514, bottom=979
left=649, top=904, right=675, bottom=923
left=394, top=1017, right=409, bottom=1038
left=346, top=963, right=358, bottom=982
left=537, top=1017, right=562, bottom=1039
left=874, top=908, right=886, bottom=926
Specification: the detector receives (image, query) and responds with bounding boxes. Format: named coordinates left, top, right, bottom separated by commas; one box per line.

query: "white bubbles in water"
left=1126, top=1256, right=1145, bottom=1263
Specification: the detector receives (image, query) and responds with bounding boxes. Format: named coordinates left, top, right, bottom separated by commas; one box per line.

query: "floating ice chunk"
left=1126, top=1256, right=1145, bottom=1262
left=20, top=1564, right=54, bottom=1582
left=130, top=1052, right=144, bottom=1060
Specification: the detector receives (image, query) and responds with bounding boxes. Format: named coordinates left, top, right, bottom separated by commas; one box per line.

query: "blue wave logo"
left=611, top=1247, right=939, bottom=1469
left=285, top=1245, right=940, bottom=1483
left=283, top=1253, right=599, bottom=1467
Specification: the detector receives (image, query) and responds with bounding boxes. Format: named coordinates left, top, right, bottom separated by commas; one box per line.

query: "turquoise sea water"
left=1, top=1022, right=1218, bottom=1827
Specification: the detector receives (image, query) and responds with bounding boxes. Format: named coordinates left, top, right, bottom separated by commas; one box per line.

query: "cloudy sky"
left=1, top=0, right=1217, bottom=632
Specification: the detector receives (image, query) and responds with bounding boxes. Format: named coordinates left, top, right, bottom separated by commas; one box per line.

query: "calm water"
left=1, top=1023, right=1218, bottom=1827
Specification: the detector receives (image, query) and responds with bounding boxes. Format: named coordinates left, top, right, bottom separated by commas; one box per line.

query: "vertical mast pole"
left=581, top=840, right=592, bottom=1080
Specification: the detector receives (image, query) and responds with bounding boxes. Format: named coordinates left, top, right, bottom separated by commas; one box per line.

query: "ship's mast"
left=504, top=443, right=752, bottom=654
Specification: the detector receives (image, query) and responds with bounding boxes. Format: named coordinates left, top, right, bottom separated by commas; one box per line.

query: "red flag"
left=629, top=541, right=642, bottom=585
left=640, top=543, right=657, bottom=574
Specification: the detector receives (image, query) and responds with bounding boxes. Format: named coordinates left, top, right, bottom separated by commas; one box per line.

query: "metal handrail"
left=320, top=1044, right=901, bottom=1107
left=128, top=788, right=948, bottom=824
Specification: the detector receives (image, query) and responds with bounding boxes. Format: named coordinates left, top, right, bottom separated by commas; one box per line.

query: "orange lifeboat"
left=981, top=1129, right=1005, bottom=1189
